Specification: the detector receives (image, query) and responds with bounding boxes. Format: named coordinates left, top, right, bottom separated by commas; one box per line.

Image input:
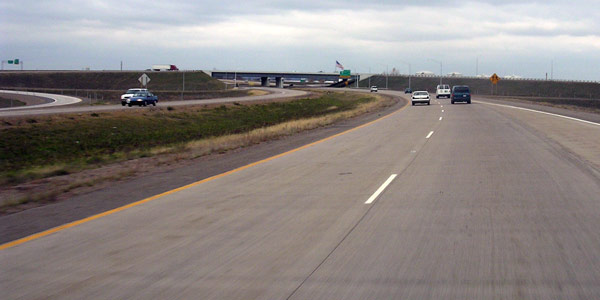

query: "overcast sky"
left=1, top=0, right=599, bottom=80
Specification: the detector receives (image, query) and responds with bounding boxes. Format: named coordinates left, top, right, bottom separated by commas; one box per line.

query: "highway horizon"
left=2, top=89, right=600, bottom=299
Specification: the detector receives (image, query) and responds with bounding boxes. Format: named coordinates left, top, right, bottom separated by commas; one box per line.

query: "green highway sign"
left=8, top=60, right=13, bottom=64
left=340, top=69, right=351, bottom=78
left=14, top=59, right=19, bottom=65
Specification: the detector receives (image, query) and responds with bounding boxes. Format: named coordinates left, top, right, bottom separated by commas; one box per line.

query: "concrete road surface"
left=2, top=91, right=600, bottom=299
left=0, top=90, right=82, bottom=111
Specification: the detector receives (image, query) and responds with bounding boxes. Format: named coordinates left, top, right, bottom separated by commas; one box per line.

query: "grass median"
left=1, top=91, right=394, bottom=190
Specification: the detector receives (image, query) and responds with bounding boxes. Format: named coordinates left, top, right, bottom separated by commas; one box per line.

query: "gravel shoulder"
left=0, top=91, right=408, bottom=244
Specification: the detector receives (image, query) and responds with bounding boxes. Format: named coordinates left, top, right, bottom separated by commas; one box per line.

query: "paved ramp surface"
left=0, top=90, right=82, bottom=111
left=0, top=88, right=306, bottom=117
left=2, top=91, right=600, bottom=299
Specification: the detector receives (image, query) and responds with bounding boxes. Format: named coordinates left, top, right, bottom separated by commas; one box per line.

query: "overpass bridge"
left=208, top=70, right=360, bottom=88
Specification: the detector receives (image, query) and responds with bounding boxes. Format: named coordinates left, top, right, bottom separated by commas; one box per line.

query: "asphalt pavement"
left=2, top=91, right=600, bottom=299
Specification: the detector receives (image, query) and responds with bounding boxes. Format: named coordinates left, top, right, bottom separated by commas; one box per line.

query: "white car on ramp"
left=412, top=91, right=431, bottom=106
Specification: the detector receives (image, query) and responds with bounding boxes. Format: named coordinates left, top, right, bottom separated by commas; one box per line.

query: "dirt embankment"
left=0, top=71, right=242, bottom=104
left=362, top=75, right=600, bottom=99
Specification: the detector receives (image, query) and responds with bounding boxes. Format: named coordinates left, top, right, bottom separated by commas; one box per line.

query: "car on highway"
left=436, top=84, right=451, bottom=99
left=121, top=88, right=148, bottom=105
left=125, top=91, right=158, bottom=107
left=404, top=88, right=413, bottom=94
left=370, top=86, right=378, bottom=92
left=451, top=85, right=471, bottom=104
left=411, top=91, right=430, bottom=106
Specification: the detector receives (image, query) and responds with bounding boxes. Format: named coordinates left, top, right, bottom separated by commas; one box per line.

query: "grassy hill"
left=0, top=71, right=224, bottom=91
left=0, top=71, right=247, bottom=103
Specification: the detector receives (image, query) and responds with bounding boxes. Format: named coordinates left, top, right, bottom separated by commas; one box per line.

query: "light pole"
left=399, top=60, right=411, bottom=90
left=476, top=55, right=480, bottom=76
left=368, top=67, right=371, bottom=88
left=429, top=58, right=443, bottom=85
left=386, top=65, right=389, bottom=89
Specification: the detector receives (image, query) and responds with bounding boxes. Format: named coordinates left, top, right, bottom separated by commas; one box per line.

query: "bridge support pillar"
left=261, top=77, right=269, bottom=87
left=275, top=77, right=283, bottom=88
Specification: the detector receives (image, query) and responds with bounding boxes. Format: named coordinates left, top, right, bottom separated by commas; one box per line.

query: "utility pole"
left=386, top=65, right=389, bottom=89
left=429, top=58, right=443, bottom=85
left=368, top=67, right=371, bottom=88
left=551, top=60, right=554, bottom=80
left=181, top=72, right=185, bottom=100
left=476, top=56, right=479, bottom=76
left=400, top=60, right=411, bottom=90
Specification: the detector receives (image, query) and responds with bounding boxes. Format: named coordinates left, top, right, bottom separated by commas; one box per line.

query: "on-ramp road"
left=0, top=87, right=307, bottom=117
left=1, top=91, right=600, bottom=299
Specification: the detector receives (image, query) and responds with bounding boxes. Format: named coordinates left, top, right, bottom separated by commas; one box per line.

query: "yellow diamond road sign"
left=490, top=73, right=500, bottom=84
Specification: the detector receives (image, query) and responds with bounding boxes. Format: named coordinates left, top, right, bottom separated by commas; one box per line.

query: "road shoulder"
left=0, top=92, right=408, bottom=244
left=474, top=96, right=600, bottom=124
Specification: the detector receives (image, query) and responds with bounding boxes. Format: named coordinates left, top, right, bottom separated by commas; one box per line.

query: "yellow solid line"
left=1, top=99, right=408, bottom=251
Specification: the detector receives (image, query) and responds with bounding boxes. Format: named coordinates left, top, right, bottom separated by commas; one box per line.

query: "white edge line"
left=426, top=131, right=434, bottom=139
left=365, top=174, right=397, bottom=204
left=476, top=100, right=600, bottom=126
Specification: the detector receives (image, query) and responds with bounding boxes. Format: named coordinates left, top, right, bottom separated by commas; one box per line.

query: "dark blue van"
left=451, top=86, right=471, bottom=104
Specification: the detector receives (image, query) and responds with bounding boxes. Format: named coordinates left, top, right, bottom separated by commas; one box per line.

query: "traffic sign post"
left=490, top=73, right=500, bottom=84
left=490, top=73, right=500, bottom=95
left=138, top=74, right=151, bottom=87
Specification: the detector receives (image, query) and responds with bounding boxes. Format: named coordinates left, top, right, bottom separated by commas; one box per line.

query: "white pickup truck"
left=436, top=84, right=451, bottom=99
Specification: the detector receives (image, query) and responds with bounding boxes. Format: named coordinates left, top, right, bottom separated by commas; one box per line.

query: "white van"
left=436, top=84, right=451, bottom=99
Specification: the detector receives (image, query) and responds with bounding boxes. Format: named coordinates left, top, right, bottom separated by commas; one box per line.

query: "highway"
left=0, top=88, right=307, bottom=117
left=2, top=90, right=600, bottom=299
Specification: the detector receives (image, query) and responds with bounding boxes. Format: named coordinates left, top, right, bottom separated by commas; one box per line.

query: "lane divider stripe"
left=365, top=174, right=397, bottom=204
left=426, top=131, right=434, bottom=139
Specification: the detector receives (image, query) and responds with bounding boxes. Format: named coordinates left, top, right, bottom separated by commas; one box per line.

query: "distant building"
left=503, top=74, right=522, bottom=79
left=415, top=71, right=435, bottom=76
left=447, top=72, right=462, bottom=77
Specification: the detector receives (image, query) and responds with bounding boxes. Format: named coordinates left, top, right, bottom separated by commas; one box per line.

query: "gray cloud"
left=1, top=0, right=599, bottom=80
